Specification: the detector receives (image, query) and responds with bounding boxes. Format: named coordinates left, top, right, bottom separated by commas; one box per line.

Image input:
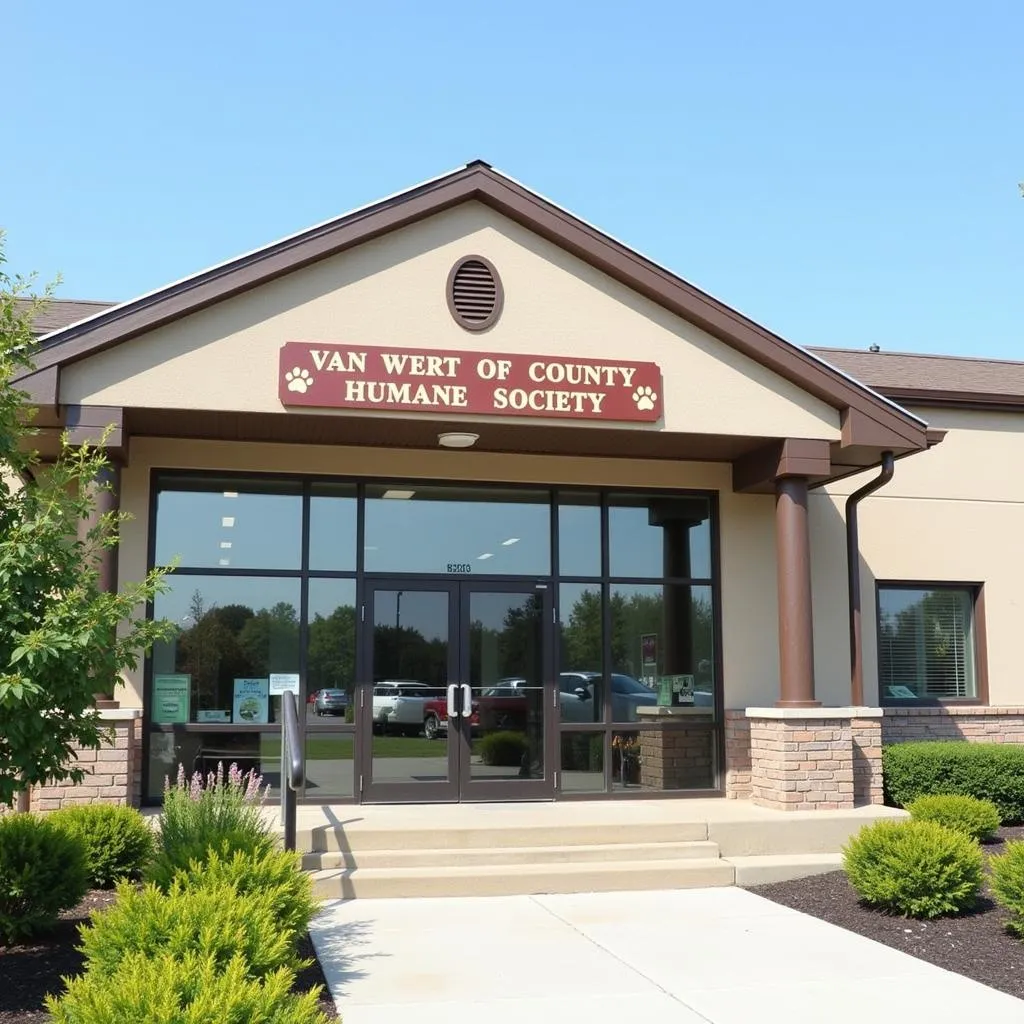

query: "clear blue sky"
left=4, top=1, right=1022, bottom=358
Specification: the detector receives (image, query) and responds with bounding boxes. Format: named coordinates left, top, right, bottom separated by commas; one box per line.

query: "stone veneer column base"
left=746, top=707, right=884, bottom=811
left=29, top=708, right=143, bottom=812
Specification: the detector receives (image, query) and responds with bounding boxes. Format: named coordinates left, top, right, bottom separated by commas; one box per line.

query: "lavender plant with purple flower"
left=147, top=760, right=275, bottom=890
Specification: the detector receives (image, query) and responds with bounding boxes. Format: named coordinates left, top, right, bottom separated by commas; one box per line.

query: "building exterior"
left=14, top=162, right=1024, bottom=812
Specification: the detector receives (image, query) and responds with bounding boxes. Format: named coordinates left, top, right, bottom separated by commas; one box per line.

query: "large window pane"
left=558, top=583, right=604, bottom=723
left=609, top=584, right=715, bottom=719
left=151, top=575, right=301, bottom=724
left=608, top=494, right=711, bottom=579
left=558, top=493, right=601, bottom=577
left=146, top=730, right=280, bottom=802
left=306, top=579, right=357, bottom=725
left=364, top=484, right=550, bottom=575
left=879, top=586, right=977, bottom=700
left=155, top=477, right=302, bottom=570
left=560, top=732, right=605, bottom=793
left=309, top=482, right=358, bottom=571
left=303, top=733, right=355, bottom=800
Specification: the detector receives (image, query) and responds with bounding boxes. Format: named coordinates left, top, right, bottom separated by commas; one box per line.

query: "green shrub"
left=148, top=762, right=273, bottom=890
left=79, top=880, right=303, bottom=979
left=0, top=813, right=89, bottom=945
left=560, top=733, right=604, bottom=773
left=47, top=951, right=330, bottom=1024
left=167, top=846, right=318, bottom=935
left=479, top=731, right=529, bottom=768
left=48, top=805, right=155, bottom=888
left=883, top=742, right=1024, bottom=822
left=843, top=818, right=983, bottom=919
left=907, top=794, right=1002, bottom=842
left=990, top=840, right=1024, bottom=937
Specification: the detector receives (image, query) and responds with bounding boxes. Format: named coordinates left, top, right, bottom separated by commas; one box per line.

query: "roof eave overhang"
left=15, top=162, right=928, bottom=457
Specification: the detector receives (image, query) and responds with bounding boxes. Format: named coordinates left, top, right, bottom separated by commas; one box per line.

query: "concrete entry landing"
left=291, top=798, right=905, bottom=899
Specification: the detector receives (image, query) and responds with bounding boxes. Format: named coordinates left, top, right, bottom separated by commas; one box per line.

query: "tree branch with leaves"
left=0, top=234, right=174, bottom=807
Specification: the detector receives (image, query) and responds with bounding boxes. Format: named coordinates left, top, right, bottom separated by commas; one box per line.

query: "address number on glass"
left=447, top=563, right=472, bottom=574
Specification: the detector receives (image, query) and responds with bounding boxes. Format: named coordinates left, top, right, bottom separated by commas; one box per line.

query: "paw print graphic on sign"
left=285, top=367, right=314, bottom=394
left=632, top=385, right=658, bottom=412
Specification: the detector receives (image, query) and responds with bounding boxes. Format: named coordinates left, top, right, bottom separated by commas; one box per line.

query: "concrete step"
left=303, top=839, right=721, bottom=871
left=310, top=857, right=735, bottom=899
left=301, top=820, right=708, bottom=853
left=708, top=810, right=903, bottom=858
left=730, top=853, right=844, bottom=886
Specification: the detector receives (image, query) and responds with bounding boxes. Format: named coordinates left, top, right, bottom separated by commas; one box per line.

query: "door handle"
left=460, top=683, right=472, bottom=718
left=447, top=683, right=458, bottom=718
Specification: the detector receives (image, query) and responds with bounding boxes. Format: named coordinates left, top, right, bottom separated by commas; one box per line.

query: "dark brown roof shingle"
left=14, top=298, right=115, bottom=337
left=809, top=347, right=1024, bottom=406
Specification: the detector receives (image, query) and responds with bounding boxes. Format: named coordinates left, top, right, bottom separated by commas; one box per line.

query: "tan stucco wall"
left=62, top=202, right=840, bottom=441
left=115, top=437, right=787, bottom=711
left=814, top=407, right=1024, bottom=707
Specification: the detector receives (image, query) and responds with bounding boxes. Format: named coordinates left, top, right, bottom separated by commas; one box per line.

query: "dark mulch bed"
left=0, top=892, right=339, bottom=1023
left=750, top=825, right=1024, bottom=1001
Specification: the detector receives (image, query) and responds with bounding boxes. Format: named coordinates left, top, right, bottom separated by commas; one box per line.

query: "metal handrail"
left=280, top=690, right=304, bottom=851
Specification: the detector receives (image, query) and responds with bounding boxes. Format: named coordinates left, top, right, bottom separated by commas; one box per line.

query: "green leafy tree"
left=0, top=237, right=174, bottom=807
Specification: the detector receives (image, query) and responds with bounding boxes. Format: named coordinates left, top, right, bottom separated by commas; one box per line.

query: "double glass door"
left=359, top=580, right=553, bottom=803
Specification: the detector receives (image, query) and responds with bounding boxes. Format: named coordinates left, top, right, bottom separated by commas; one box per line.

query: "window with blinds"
left=877, top=585, right=977, bottom=701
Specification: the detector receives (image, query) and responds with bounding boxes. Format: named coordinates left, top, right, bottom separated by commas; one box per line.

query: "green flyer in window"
left=152, top=674, right=190, bottom=724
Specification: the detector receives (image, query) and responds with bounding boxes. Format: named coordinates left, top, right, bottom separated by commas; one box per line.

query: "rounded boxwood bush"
left=990, top=840, right=1024, bottom=937
left=48, top=804, right=155, bottom=888
left=47, top=950, right=330, bottom=1024
left=907, top=794, right=1002, bottom=842
left=79, top=880, right=302, bottom=979
left=883, top=742, right=1024, bottom=823
left=0, top=813, right=89, bottom=945
left=843, top=818, right=984, bottom=919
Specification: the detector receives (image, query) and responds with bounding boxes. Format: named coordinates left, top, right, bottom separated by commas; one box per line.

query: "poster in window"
left=152, top=674, right=190, bottom=724
left=232, top=678, right=269, bottom=724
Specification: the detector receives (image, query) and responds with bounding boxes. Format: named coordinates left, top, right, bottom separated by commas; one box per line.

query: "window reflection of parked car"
left=558, top=672, right=658, bottom=722
left=313, top=688, right=349, bottom=717
left=372, top=681, right=446, bottom=736
left=422, top=696, right=480, bottom=740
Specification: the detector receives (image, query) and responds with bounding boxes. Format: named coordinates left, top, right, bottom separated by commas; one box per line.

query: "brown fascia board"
left=16, top=162, right=927, bottom=452
left=733, top=438, right=832, bottom=493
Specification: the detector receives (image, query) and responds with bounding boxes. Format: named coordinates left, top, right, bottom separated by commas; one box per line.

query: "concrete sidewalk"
left=310, top=887, right=1023, bottom=1024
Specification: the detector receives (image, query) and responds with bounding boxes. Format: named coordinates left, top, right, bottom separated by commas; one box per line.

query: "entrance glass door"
left=360, top=580, right=553, bottom=803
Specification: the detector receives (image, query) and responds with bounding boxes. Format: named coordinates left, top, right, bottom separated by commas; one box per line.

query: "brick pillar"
left=30, top=709, right=143, bottom=811
left=852, top=716, right=883, bottom=806
left=724, top=711, right=752, bottom=799
left=746, top=707, right=883, bottom=810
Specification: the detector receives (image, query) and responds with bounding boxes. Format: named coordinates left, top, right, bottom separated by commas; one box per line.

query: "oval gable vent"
left=447, top=255, right=503, bottom=331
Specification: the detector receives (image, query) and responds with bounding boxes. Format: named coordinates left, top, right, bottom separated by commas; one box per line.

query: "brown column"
left=775, top=476, right=819, bottom=707
left=78, top=464, right=121, bottom=594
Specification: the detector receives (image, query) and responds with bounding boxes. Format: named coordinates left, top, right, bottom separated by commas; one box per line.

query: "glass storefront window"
left=146, top=730, right=281, bottom=802
left=558, top=583, right=605, bottom=723
left=557, top=493, right=601, bottom=577
left=303, top=733, right=355, bottom=799
left=151, top=575, right=301, bottom=725
left=364, top=484, right=551, bottom=575
left=560, top=732, right=604, bottom=793
left=609, top=583, right=715, bottom=716
left=608, top=494, right=711, bottom=580
left=309, top=482, right=358, bottom=571
left=155, top=477, right=302, bottom=570
left=306, top=579, right=357, bottom=725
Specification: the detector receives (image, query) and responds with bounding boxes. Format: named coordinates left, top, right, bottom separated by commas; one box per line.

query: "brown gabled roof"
left=14, top=161, right=929, bottom=452
left=810, top=347, right=1024, bottom=410
left=15, top=298, right=116, bottom=336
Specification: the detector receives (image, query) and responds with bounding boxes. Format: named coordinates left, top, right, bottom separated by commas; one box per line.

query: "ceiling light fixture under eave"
left=438, top=432, right=480, bottom=449
left=381, top=489, right=416, bottom=500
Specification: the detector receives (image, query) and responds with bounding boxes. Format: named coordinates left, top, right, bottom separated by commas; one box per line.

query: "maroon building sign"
left=278, top=343, right=663, bottom=423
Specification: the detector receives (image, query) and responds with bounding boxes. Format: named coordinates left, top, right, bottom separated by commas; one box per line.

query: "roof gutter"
left=846, top=452, right=894, bottom=707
